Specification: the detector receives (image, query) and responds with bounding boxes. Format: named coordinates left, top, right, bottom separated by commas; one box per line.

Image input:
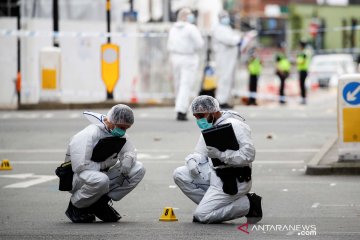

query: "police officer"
left=275, top=53, right=291, bottom=104
left=247, top=51, right=262, bottom=105
left=296, top=41, right=309, bottom=104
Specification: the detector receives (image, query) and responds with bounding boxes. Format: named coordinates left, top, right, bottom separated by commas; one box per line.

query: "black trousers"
left=249, top=74, right=258, bottom=104
left=276, top=72, right=289, bottom=103
left=299, top=70, right=307, bottom=99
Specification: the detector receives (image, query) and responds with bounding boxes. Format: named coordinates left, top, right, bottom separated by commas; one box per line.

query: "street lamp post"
left=53, top=0, right=59, bottom=47
left=106, top=0, right=111, bottom=44
left=16, top=0, right=21, bottom=108
left=102, top=0, right=120, bottom=101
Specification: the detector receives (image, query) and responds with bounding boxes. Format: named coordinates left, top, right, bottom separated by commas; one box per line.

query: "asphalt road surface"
left=0, top=89, right=359, bottom=240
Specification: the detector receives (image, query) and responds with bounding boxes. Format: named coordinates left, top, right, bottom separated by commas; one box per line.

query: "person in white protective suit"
left=167, top=7, right=204, bottom=121
left=212, top=11, right=242, bottom=109
left=173, top=95, right=262, bottom=223
left=64, top=104, right=145, bottom=223
left=213, top=11, right=258, bottom=108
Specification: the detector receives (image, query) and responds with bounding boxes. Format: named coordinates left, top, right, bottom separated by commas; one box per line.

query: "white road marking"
left=9, top=160, right=304, bottom=165
left=0, top=149, right=64, bottom=153
left=141, top=160, right=304, bottom=164
left=0, top=173, right=35, bottom=179
left=317, top=204, right=360, bottom=207
left=169, top=185, right=177, bottom=189
left=0, top=173, right=57, bottom=188
left=43, top=113, right=54, bottom=119
left=256, top=149, right=319, bottom=153
left=1, top=114, right=11, bottom=119
left=138, top=148, right=319, bottom=153
left=11, top=161, right=59, bottom=164
left=255, top=161, right=303, bottom=164
left=69, top=113, right=80, bottom=119
left=0, top=148, right=319, bottom=153
left=18, top=113, right=38, bottom=119
left=139, top=113, right=149, bottom=117
left=137, top=153, right=169, bottom=160
left=282, top=189, right=288, bottom=192
left=330, top=183, right=337, bottom=187
left=311, top=203, right=320, bottom=208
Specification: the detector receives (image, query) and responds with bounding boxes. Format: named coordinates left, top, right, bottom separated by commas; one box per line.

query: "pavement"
left=16, top=99, right=176, bottom=110
left=306, top=137, right=360, bottom=175
left=1, top=88, right=360, bottom=239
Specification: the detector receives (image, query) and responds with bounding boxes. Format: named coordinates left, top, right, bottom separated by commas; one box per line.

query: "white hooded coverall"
left=66, top=112, right=145, bottom=208
left=212, top=24, right=241, bottom=105
left=173, top=111, right=255, bottom=223
left=167, top=21, right=204, bottom=114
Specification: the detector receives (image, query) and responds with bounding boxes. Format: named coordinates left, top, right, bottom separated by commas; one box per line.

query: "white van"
left=308, top=54, right=356, bottom=88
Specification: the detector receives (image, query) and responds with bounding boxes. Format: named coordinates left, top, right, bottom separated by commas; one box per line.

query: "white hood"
left=220, top=110, right=245, bottom=122
left=83, top=111, right=106, bottom=124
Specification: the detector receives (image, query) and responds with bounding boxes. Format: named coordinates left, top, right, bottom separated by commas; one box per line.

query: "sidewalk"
left=16, top=100, right=174, bottom=110
left=306, top=137, right=360, bottom=175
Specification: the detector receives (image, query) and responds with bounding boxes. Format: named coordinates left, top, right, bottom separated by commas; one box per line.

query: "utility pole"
left=53, top=0, right=59, bottom=47
left=16, top=0, right=21, bottom=108
left=105, top=0, right=113, bottom=99
left=106, top=0, right=111, bottom=43
left=102, top=0, right=120, bottom=100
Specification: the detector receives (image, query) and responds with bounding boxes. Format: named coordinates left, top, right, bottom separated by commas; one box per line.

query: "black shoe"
left=65, top=201, right=95, bottom=223
left=89, top=195, right=121, bottom=222
left=219, top=103, right=233, bottom=109
left=177, top=112, right=188, bottom=121
left=192, top=216, right=200, bottom=223
left=246, top=192, right=262, bottom=224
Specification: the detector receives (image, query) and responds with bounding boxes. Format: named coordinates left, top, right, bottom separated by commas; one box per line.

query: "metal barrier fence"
left=0, top=26, right=359, bottom=107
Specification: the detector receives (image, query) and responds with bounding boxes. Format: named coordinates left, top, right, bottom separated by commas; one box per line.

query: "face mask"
left=187, top=14, right=195, bottom=24
left=196, top=118, right=213, bottom=130
left=110, top=127, right=126, bottom=137
left=220, top=17, right=230, bottom=26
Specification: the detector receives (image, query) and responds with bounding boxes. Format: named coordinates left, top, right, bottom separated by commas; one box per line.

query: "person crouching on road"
left=64, top=104, right=145, bottom=223
left=173, top=95, right=262, bottom=223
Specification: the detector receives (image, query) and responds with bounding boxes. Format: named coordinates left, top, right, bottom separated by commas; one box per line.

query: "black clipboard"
left=91, top=137, right=126, bottom=162
left=202, top=123, right=239, bottom=167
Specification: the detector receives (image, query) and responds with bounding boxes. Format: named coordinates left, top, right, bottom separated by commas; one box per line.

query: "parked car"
left=308, top=54, right=356, bottom=88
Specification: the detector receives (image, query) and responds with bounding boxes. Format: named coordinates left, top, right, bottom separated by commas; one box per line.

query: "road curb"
left=17, top=101, right=174, bottom=110
left=306, top=136, right=360, bottom=175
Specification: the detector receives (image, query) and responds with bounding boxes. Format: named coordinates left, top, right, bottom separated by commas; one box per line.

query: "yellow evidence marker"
left=159, top=207, right=178, bottom=221
left=0, top=159, right=12, bottom=170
